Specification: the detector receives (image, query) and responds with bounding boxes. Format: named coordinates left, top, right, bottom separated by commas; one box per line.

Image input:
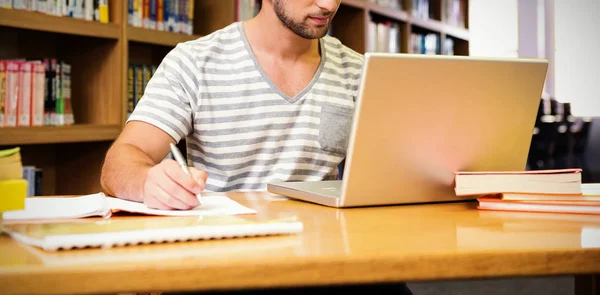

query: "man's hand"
left=142, top=159, right=208, bottom=210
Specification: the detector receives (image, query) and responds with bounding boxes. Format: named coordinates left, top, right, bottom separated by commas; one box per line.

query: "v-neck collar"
left=237, top=22, right=327, bottom=104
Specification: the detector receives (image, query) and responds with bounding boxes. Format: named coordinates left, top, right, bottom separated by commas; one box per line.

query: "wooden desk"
left=1, top=192, right=599, bottom=295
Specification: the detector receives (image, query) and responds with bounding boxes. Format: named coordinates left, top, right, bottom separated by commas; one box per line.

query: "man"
left=101, top=1, right=413, bottom=294
left=101, top=0, right=363, bottom=210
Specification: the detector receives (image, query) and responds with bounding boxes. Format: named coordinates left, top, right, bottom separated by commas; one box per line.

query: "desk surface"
left=1, top=192, right=600, bottom=295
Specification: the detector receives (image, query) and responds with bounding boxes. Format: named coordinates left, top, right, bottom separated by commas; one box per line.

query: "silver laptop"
left=267, top=53, right=549, bottom=208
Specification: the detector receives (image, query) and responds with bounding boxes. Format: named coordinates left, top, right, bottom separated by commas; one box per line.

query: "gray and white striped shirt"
left=128, top=22, right=364, bottom=192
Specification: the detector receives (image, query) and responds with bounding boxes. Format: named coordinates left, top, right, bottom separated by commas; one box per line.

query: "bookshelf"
left=0, top=0, right=469, bottom=196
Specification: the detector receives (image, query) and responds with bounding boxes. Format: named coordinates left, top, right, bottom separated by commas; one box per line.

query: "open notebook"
left=2, top=215, right=304, bottom=251
left=1, top=192, right=256, bottom=221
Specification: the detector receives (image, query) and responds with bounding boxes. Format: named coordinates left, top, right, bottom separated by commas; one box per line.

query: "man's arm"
left=101, top=121, right=207, bottom=210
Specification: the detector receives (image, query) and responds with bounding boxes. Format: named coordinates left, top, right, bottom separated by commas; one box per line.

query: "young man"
left=102, top=2, right=413, bottom=293
left=101, top=0, right=363, bottom=210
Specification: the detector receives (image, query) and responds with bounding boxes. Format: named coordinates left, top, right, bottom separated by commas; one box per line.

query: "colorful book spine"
left=157, top=0, right=164, bottom=31
left=4, top=61, right=20, bottom=127
left=127, top=64, right=134, bottom=118
left=0, top=60, right=6, bottom=127
left=31, top=62, right=45, bottom=126
left=17, top=61, right=32, bottom=127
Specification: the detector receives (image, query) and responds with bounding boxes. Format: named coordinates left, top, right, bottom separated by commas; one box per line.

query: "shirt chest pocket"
left=318, top=103, right=355, bottom=156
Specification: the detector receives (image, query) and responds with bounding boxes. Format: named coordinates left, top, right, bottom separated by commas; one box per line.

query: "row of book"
left=411, top=0, right=431, bottom=20
left=22, top=165, right=43, bottom=197
left=0, top=0, right=110, bottom=23
left=367, top=20, right=401, bottom=53
left=236, top=0, right=261, bottom=22
left=127, top=63, right=157, bottom=118
left=127, top=0, right=195, bottom=35
left=0, top=59, right=74, bottom=128
left=368, top=0, right=402, bottom=10
left=455, top=169, right=600, bottom=215
left=409, top=33, right=455, bottom=55
left=445, top=0, right=466, bottom=28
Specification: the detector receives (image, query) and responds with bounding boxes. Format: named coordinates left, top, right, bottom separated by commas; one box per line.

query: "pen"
left=169, top=143, right=203, bottom=206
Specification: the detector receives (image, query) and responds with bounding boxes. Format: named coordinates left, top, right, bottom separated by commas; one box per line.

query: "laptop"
left=267, top=53, right=549, bottom=208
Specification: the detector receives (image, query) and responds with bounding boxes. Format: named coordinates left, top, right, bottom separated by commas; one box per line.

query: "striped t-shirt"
left=128, top=22, right=364, bottom=192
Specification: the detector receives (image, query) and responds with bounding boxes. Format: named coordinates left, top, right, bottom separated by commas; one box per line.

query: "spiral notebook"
left=2, top=215, right=304, bottom=251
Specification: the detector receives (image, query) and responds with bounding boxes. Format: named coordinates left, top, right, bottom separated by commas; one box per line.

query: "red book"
left=477, top=196, right=600, bottom=215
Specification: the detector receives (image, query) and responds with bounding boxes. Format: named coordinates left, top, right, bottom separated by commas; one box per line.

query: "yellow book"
left=99, top=0, right=109, bottom=23
left=0, top=179, right=27, bottom=213
left=0, top=147, right=23, bottom=181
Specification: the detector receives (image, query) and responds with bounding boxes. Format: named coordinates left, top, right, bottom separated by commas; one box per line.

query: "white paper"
left=2, top=193, right=111, bottom=221
left=108, top=194, right=257, bottom=216
left=2, top=193, right=256, bottom=221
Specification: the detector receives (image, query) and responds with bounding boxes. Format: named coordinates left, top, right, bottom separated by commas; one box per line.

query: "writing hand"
left=142, top=159, right=208, bottom=210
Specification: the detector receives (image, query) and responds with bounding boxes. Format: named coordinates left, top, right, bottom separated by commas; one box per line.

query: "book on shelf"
left=127, top=63, right=157, bottom=118
left=2, top=214, right=304, bottom=251
left=411, top=0, right=431, bottom=20
left=0, top=58, right=74, bottom=127
left=22, top=165, right=43, bottom=197
left=236, top=0, right=261, bottom=22
left=367, top=20, right=401, bottom=53
left=128, top=0, right=194, bottom=35
left=4, top=0, right=109, bottom=23
left=369, top=0, right=403, bottom=10
left=410, top=33, right=446, bottom=55
left=445, top=0, right=466, bottom=28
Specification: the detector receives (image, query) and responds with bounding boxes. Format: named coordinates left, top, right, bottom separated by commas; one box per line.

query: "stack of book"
left=454, top=169, right=600, bottom=215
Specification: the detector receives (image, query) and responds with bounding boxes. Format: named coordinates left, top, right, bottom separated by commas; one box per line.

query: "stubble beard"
left=274, top=0, right=330, bottom=39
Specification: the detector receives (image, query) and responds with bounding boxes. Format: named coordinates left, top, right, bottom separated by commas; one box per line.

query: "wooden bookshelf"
left=338, top=0, right=470, bottom=55
left=0, top=0, right=469, bottom=196
left=0, top=125, right=121, bottom=145
left=0, top=0, right=123, bottom=196
left=0, top=7, right=120, bottom=39
left=127, top=26, right=202, bottom=47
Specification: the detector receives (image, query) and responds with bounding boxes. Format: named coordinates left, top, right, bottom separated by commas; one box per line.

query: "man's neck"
left=242, top=9, right=320, bottom=61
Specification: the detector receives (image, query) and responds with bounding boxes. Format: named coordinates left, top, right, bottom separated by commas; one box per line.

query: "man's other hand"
left=142, top=159, right=208, bottom=210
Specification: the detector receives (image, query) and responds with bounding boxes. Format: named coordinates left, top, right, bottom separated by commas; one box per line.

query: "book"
left=2, top=192, right=257, bottom=221
left=500, top=183, right=600, bottom=201
left=477, top=196, right=600, bottom=215
left=2, top=214, right=304, bottom=251
left=454, top=169, right=583, bottom=196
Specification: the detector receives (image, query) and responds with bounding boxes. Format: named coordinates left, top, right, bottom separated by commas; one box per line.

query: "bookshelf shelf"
left=0, top=125, right=121, bottom=145
left=367, top=3, right=409, bottom=22
left=410, top=17, right=445, bottom=33
left=0, top=8, right=120, bottom=39
left=341, top=0, right=367, bottom=9
left=127, top=26, right=202, bottom=47
left=443, top=25, right=469, bottom=41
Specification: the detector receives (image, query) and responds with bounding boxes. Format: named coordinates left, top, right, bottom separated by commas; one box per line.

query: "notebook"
left=1, top=215, right=304, bottom=251
left=1, top=192, right=256, bottom=221
left=454, top=169, right=583, bottom=196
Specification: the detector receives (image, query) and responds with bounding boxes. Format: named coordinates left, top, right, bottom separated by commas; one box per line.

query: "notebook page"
left=2, top=193, right=111, bottom=221
left=107, top=193, right=257, bottom=216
